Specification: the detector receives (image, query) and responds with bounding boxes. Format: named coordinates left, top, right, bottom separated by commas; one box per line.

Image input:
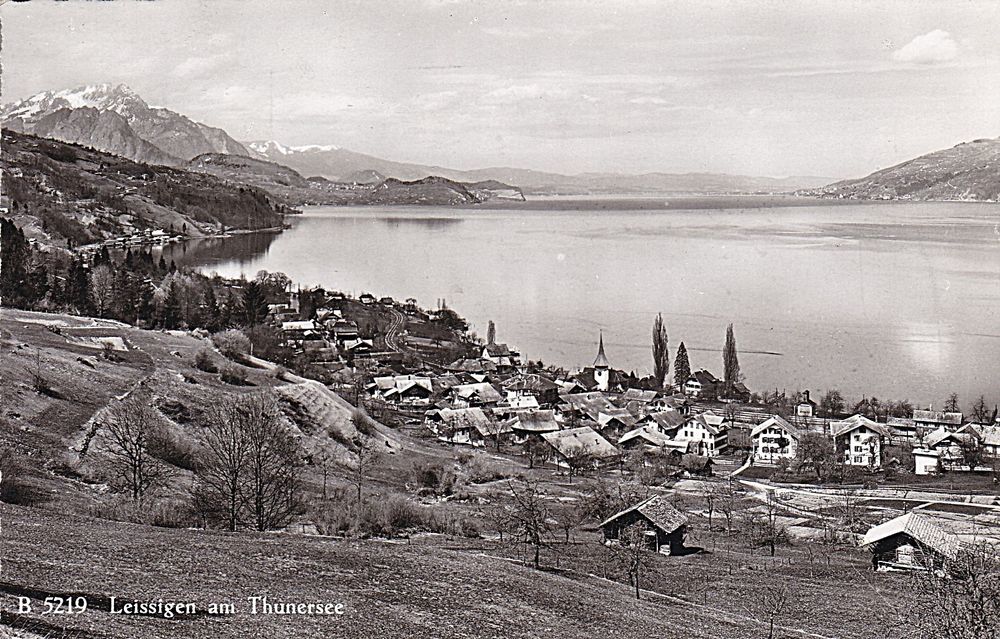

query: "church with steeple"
left=572, top=331, right=635, bottom=393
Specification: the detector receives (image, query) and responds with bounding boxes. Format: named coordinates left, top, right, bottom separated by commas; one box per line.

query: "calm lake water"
left=167, top=197, right=1000, bottom=408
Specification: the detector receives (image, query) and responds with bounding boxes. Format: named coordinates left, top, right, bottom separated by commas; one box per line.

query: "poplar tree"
left=652, top=313, right=670, bottom=388
left=723, top=323, right=740, bottom=392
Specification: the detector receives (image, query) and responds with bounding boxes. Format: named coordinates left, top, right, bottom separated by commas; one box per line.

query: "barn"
left=599, top=495, right=688, bottom=555
left=860, top=512, right=961, bottom=571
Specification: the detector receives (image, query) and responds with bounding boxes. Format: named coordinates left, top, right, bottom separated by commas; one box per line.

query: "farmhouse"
left=505, top=409, right=561, bottom=443
left=427, top=407, right=510, bottom=446
left=449, top=382, right=503, bottom=407
left=912, top=409, right=963, bottom=434
left=600, top=495, right=689, bottom=555
left=751, top=415, right=800, bottom=464
left=676, top=412, right=729, bottom=457
left=684, top=370, right=719, bottom=400
left=617, top=424, right=676, bottom=451
left=860, top=513, right=961, bottom=571
left=832, top=414, right=890, bottom=468
left=541, top=426, right=618, bottom=468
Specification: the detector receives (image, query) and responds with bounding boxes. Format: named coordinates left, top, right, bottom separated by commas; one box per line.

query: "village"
left=263, top=284, right=1000, bottom=579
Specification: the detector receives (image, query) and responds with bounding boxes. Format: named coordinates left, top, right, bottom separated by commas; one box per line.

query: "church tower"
left=593, top=331, right=610, bottom=392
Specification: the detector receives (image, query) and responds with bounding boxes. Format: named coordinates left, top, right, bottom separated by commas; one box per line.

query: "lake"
left=165, top=197, right=1000, bottom=409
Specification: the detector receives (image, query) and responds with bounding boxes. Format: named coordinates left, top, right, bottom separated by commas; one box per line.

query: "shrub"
left=148, top=429, right=198, bottom=471
left=465, top=457, right=510, bottom=484
left=194, top=348, right=218, bottom=373
left=411, top=461, right=456, bottom=496
left=220, top=365, right=249, bottom=386
left=212, top=329, right=251, bottom=361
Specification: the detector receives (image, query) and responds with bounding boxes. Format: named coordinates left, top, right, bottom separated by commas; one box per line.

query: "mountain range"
left=245, top=140, right=832, bottom=195
left=1, top=84, right=249, bottom=165
left=4, top=83, right=999, bottom=201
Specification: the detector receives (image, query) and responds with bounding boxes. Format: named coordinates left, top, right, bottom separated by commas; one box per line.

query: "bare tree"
left=89, top=264, right=116, bottom=318
left=910, top=542, right=1000, bottom=639
left=239, top=393, right=301, bottom=532
left=507, top=479, right=553, bottom=569
left=562, top=442, right=594, bottom=481
left=742, top=583, right=796, bottom=639
left=652, top=313, right=669, bottom=389
left=944, top=393, right=960, bottom=413
left=611, top=521, right=654, bottom=600
left=101, top=396, right=171, bottom=502
left=351, top=435, right=383, bottom=507
left=970, top=395, right=991, bottom=424
left=959, top=435, right=985, bottom=471
left=198, top=395, right=253, bottom=531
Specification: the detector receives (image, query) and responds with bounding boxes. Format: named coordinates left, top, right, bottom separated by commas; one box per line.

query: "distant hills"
left=246, top=140, right=832, bottom=195
left=187, top=152, right=524, bottom=206
left=812, top=137, right=1000, bottom=202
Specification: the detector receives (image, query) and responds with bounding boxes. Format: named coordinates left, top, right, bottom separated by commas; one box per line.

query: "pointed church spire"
left=594, top=331, right=610, bottom=368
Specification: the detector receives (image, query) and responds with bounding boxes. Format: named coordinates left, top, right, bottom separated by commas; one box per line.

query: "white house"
left=832, top=414, right=890, bottom=468
left=676, top=412, right=729, bottom=457
left=751, top=415, right=800, bottom=464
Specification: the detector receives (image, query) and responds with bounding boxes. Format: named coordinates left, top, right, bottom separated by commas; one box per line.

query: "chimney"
left=803, top=390, right=810, bottom=403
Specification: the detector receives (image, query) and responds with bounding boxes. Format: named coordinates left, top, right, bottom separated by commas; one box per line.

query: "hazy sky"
left=3, top=0, right=1000, bottom=178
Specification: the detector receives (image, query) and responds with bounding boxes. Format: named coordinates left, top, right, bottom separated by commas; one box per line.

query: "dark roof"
left=691, top=370, right=719, bottom=385
left=593, top=332, right=610, bottom=368
left=503, top=373, right=560, bottom=393
left=642, top=410, right=686, bottom=430
left=913, top=410, right=963, bottom=425
left=600, top=495, right=688, bottom=534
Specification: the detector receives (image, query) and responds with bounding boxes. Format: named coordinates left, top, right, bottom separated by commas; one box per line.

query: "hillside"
left=187, top=154, right=525, bottom=206
left=1, top=84, right=249, bottom=165
left=814, top=136, right=1000, bottom=201
left=246, top=140, right=830, bottom=195
left=0, top=130, right=288, bottom=248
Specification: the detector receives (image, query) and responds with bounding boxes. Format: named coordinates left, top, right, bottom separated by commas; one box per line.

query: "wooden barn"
left=860, top=513, right=961, bottom=572
left=599, top=495, right=689, bottom=555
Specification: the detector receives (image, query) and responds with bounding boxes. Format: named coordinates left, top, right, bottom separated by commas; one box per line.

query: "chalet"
left=450, top=382, right=503, bottom=408
left=921, top=426, right=979, bottom=469
left=832, top=414, right=890, bottom=468
left=427, top=407, right=511, bottom=446
left=541, top=426, right=618, bottom=468
left=684, top=370, right=719, bottom=400
left=750, top=415, right=801, bottom=464
left=329, top=319, right=360, bottom=343
left=972, top=424, right=1000, bottom=458
left=574, top=333, right=635, bottom=393
left=481, top=342, right=520, bottom=369
left=503, top=374, right=561, bottom=406
left=618, top=424, right=675, bottom=451
left=724, top=381, right=752, bottom=403
left=860, top=513, right=961, bottom=571
left=599, top=495, right=688, bottom=555
left=446, top=358, right=497, bottom=374
left=379, top=296, right=394, bottom=306
left=370, top=375, right=434, bottom=406
left=505, top=409, right=561, bottom=443
left=280, top=320, right=326, bottom=351
left=595, top=409, right=637, bottom=442
left=795, top=390, right=818, bottom=418
left=619, top=388, right=659, bottom=417
left=637, top=410, right=686, bottom=436
left=887, top=416, right=917, bottom=441
left=342, top=338, right=374, bottom=355
left=912, top=410, right=963, bottom=434
left=650, top=393, right=691, bottom=415
left=560, top=392, right=618, bottom=424
left=677, top=413, right=729, bottom=457
left=359, top=293, right=377, bottom=305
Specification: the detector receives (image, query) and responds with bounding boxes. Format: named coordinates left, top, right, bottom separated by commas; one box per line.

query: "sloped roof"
left=598, top=409, right=637, bottom=429
left=446, top=358, right=497, bottom=373
left=621, top=388, right=658, bottom=403
left=751, top=415, right=800, bottom=439
left=618, top=424, right=674, bottom=447
left=503, top=373, right=560, bottom=393
left=541, top=426, right=618, bottom=459
left=691, top=370, right=719, bottom=385
left=689, top=413, right=726, bottom=436
left=924, top=426, right=976, bottom=449
left=913, top=410, right=963, bottom=425
left=593, top=333, right=610, bottom=368
left=437, top=407, right=508, bottom=436
left=599, top=495, right=689, bottom=534
left=562, top=392, right=618, bottom=421
left=507, top=409, right=560, bottom=432
left=972, top=424, right=1000, bottom=446
left=832, top=414, right=891, bottom=439
left=642, top=410, right=686, bottom=431
left=452, top=382, right=503, bottom=403
left=860, top=513, right=961, bottom=560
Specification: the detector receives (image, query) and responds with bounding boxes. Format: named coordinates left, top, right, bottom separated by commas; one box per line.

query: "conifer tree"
left=674, top=342, right=691, bottom=390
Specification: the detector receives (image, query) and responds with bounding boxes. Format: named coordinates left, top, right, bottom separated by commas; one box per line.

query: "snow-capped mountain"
left=247, top=140, right=340, bottom=157
left=1, top=84, right=249, bottom=165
